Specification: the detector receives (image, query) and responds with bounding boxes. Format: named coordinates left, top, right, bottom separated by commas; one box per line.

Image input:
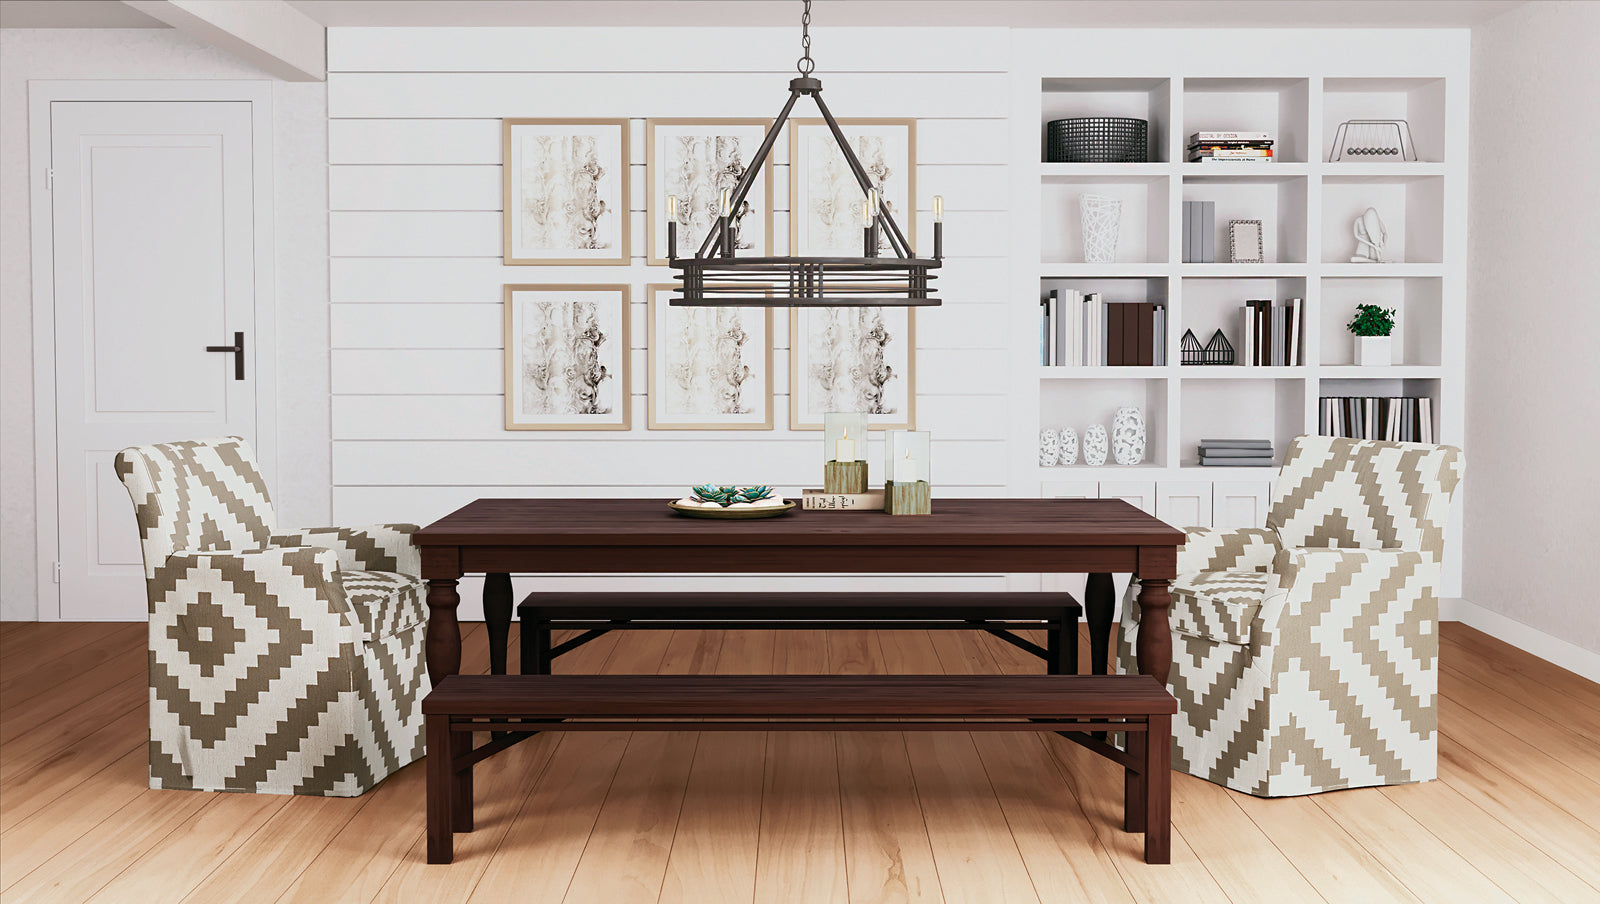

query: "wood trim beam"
left=121, top=0, right=325, bottom=81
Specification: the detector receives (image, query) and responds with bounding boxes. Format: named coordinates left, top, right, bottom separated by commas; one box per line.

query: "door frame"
left=29, top=80, right=278, bottom=620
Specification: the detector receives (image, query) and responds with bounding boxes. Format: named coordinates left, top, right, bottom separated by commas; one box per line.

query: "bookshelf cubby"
left=1010, top=33, right=1466, bottom=593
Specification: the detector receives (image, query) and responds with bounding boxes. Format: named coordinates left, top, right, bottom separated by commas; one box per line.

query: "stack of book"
left=1319, top=397, right=1435, bottom=442
left=1182, top=200, right=1216, bottom=263
left=1041, top=290, right=1166, bottom=366
left=1238, top=298, right=1304, bottom=366
left=1198, top=439, right=1274, bottom=467
left=1189, top=131, right=1274, bottom=164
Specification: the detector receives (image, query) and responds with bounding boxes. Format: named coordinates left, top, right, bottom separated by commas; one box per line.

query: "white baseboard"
left=1442, top=597, right=1600, bottom=684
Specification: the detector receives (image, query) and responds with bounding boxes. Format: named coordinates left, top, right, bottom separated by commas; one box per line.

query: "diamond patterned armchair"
left=1118, top=435, right=1464, bottom=797
left=115, top=436, right=429, bottom=796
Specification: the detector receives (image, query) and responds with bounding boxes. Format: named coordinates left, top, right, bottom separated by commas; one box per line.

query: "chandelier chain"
left=797, top=0, right=814, bottom=75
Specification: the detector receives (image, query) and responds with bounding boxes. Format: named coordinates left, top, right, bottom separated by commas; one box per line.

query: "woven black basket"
left=1046, top=117, right=1149, bottom=163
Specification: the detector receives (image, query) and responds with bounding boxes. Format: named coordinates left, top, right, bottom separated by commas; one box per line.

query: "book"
left=1190, top=156, right=1276, bottom=164
left=1192, top=130, right=1270, bottom=141
left=1286, top=297, right=1303, bottom=366
left=1052, top=289, right=1067, bottom=366
left=1182, top=201, right=1196, bottom=263
left=1188, top=141, right=1275, bottom=150
left=1040, top=295, right=1052, bottom=365
left=801, top=489, right=884, bottom=510
left=1200, top=440, right=1272, bottom=450
left=1190, top=148, right=1274, bottom=158
left=1200, top=201, right=1215, bottom=263
left=1200, top=455, right=1276, bottom=467
left=1198, top=446, right=1275, bottom=458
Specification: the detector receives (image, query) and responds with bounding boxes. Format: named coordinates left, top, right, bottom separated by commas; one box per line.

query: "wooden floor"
left=2, top=621, right=1599, bottom=904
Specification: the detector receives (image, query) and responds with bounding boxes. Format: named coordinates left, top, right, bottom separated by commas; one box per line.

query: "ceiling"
left=0, top=0, right=1527, bottom=30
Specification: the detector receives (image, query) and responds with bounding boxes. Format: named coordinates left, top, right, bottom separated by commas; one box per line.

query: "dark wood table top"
left=413, top=497, right=1184, bottom=548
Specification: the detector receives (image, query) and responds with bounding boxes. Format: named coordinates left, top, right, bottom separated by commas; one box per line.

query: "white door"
left=51, top=101, right=261, bottom=620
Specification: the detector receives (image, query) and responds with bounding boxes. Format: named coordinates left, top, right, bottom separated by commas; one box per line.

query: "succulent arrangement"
left=690, top=484, right=776, bottom=506
left=1347, top=304, right=1397, bottom=337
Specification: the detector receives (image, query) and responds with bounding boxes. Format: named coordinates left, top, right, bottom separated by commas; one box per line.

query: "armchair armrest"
left=1178, top=526, right=1280, bottom=574
left=158, top=545, right=358, bottom=636
left=1258, top=547, right=1434, bottom=642
left=270, top=523, right=420, bottom=577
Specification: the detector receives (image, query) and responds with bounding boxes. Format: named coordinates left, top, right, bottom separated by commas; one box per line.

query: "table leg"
left=426, top=715, right=453, bottom=864
left=1124, top=722, right=1147, bottom=833
left=1135, top=578, right=1173, bottom=686
left=425, top=579, right=462, bottom=684
left=483, top=573, right=512, bottom=676
left=1084, top=573, right=1115, bottom=675
left=1144, top=713, right=1173, bottom=864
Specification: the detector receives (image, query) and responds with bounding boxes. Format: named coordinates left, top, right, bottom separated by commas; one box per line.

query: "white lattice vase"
left=1080, top=194, right=1121, bottom=264
left=1083, top=425, right=1109, bottom=467
left=1039, top=429, right=1062, bottom=467
left=1112, top=407, right=1146, bottom=465
left=1059, top=428, right=1079, bottom=465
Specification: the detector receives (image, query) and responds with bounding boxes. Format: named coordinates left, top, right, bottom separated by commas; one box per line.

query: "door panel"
left=1212, top=481, right=1273, bottom=529
left=1156, top=481, right=1212, bottom=530
left=52, top=101, right=259, bottom=620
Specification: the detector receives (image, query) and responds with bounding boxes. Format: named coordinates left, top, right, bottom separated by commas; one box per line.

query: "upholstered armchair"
left=1118, top=435, right=1464, bottom=797
left=115, top=437, right=429, bottom=796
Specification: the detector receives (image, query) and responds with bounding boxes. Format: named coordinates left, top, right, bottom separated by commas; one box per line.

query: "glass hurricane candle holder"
left=883, top=430, right=931, bottom=515
left=822, top=412, right=869, bottom=494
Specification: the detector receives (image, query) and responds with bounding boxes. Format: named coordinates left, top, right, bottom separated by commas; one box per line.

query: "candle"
left=835, top=430, right=856, bottom=463
left=861, top=198, right=872, bottom=226
left=720, top=188, right=732, bottom=216
left=932, top=195, right=944, bottom=223
left=868, top=188, right=879, bottom=217
left=893, top=448, right=917, bottom=483
left=667, top=194, right=678, bottom=220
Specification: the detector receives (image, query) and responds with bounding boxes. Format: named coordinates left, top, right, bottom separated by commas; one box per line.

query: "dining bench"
left=423, top=673, right=1176, bottom=865
left=517, top=591, right=1083, bottom=675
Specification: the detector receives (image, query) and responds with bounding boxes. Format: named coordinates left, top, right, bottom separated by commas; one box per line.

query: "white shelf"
left=1040, top=366, right=1171, bottom=379
left=1320, top=263, right=1444, bottom=277
left=1321, top=162, right=1446, bottom=180
left=1319, top=366, right=1443, bottom=379
left=1179, top=366, right=1308, bottom=379
left=1041, top=264, right=1172, bottom=277
left=1180, top=264, right=1310, bottom=277
left=1181, top=163, right=1310, bottom=181
left=1040, top=162, right=1172, bottom=181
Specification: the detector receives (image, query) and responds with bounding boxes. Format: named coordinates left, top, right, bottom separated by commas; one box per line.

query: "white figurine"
left=1351, top=207, right=1388, bottom=263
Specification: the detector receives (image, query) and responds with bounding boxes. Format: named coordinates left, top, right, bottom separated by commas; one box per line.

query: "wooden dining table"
left=413, top=497, right=1186, bottom=686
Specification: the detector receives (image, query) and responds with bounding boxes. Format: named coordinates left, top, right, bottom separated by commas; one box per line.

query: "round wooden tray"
left=667, top=500, right=796, bottom=520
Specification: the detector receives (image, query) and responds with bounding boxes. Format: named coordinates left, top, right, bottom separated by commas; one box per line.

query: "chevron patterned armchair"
left=115, top=437, right=429, bottom=796
left=1118, top=435, right=1464, bottom=797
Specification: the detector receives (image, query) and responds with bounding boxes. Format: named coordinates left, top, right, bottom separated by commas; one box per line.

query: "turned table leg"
left=483, top=573, right=512, bottom=676
left=425, top=579, right=462, bottom=684
left=1084, top=573, right=1116, bottom=675
left=1134, top=578, right=1173, bottom=686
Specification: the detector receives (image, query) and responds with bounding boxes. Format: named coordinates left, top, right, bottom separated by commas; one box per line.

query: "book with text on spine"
left=801, top=489, right=885, bottom=511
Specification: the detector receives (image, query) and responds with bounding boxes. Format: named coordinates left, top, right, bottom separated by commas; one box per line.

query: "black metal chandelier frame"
left=668, top=0, right=942, bottom=308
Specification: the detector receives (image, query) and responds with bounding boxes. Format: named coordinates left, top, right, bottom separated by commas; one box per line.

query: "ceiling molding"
left=120, top=0, right=325, bottom=80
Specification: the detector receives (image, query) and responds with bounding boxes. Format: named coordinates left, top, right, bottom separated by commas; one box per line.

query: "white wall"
left=1465, top=1, right=1600, bottom=655
left=0, top=27, right=330, bottom=619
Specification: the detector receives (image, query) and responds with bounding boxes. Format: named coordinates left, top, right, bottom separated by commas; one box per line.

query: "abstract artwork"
left=646, top=285, right=772, bottom=429
left=790, top=118, right=915, bottom=257
left=789, top=306, right=915, bottom=430
left=503, top=284, right=630, bottom=430
left=502, top=119, right=629, bottom=265
left=646, top=119, right=772, bottom=265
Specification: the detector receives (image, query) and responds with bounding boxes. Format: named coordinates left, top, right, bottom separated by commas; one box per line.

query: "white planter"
left=1355, top=335, right=1392, bottom=366
left=1039, top=429, right=1062, bottom=467
left=1083, top=425, right=1109, bottom=467
left=1059, top=428, right=1079, bottom=465
left=1112, top=407, right=1146, bottom=465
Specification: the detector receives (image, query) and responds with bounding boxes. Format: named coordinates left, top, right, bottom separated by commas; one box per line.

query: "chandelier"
left=668, top=0, right=943, bottom=307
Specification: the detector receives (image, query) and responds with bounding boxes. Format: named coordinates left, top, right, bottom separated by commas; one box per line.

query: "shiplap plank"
left=329, top=72, right=1008, bottom=119
left=330, top=256, right=1008, bottom=304
left=328, top=27, right=1010, bottom=74
left=329, top=117, right=1005, bottom=168
left=331, top=439, right=1006, bottom=487
left=329, top=210, right=1008, bottom=259
left=331, top=393, right=1005, bottom=442
left=331, top=347, right=1008, bottom=396
left=328, top=163, right=1004, bottom=212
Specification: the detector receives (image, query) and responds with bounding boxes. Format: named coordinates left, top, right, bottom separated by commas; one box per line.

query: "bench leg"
left=427, top=715, right=453, bottom=864
left=1124, top=724, right=1146, bottom=834
left=452, top=728, right=474, bottom=833
left=520, top=609, right=543, bottom=675
left=1048, top=607, right=1079, bottom=675
left=1144, top=714, right=1172, bottom=865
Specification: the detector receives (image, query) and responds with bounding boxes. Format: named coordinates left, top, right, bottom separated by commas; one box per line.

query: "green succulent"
left=691, top=484, right=775, bottom=506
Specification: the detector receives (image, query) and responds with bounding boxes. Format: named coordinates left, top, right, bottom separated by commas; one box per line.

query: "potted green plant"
left=1348, top=304, right=1397, bottom=366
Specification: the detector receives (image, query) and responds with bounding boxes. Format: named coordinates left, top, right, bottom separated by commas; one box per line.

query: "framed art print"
left=646, top=119, right=773, bottom=266
left=646, top=284, right=773, bottom=430
left=502, top=119, right=629, bottom=265
left=1229, top=219, right=1264, bottom=264
left=789, top=118, right=916, bottom=257
left=504, top=284, right=630, bottom=430
left=789, top=306, right=915, bottom=430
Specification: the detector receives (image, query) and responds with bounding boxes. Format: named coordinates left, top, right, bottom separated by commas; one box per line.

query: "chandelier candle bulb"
left=666, top=195, right=678, bottom=259
left=932, top=195, right=944, bottom=259
left=823, top=412, right=870, bottom=494
left=883, top=430, right=932, bottom=515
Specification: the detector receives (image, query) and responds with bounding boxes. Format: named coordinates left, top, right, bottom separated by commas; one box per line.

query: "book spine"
left=1041, top=297, right=1051, bottom=365
left=1191, top=130, right=1271, bottom=141
left=1201, top=202, right=1215, bottom=263
left=1190, top=156, right=1276, bottom=164
left=1051, top=289, right=1066, bottom=367
left=1190, top=148, right=1274, bottom=158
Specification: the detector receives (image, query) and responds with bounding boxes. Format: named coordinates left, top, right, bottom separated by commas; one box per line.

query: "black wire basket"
left=1046, top=117, right=1149, bottom=163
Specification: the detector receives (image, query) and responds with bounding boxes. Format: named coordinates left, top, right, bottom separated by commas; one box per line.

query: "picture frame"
left=789, top=118, right=916, bottom=257
left=502, top=118, right=630, bottom=265
left=645, top=284, right=773, bottom=430
left=645, top=119, right=774, bottom=266
left=789, top=306, right=916, bottom=431
left=503, top=284, right=631, bottom=430
left=1229, top=219, right=1265, bottom=264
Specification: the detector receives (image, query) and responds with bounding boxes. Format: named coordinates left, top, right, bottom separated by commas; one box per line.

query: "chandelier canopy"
left=668, top=0, right=942, bottom=308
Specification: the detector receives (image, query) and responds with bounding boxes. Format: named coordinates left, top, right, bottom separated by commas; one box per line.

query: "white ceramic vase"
left=1080, top=194, right=1121, bottom=264
left=1083, top=424, right=1109, bottom=467
left=1112, top=407, right=1146, bottom=465
left=1039, top=429, right=1062, bottom=467
left=1355, top=335, right=1392, bottom=366
left=1059, top=427, right=1079, bottom=465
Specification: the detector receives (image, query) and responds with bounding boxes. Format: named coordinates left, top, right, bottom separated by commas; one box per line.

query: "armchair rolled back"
left=1268, top=435, right=1463, bottom=558
left=114, top=436, right=277, bottom=578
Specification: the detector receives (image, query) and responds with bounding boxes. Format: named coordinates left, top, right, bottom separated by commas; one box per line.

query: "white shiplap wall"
left=326, top=28, right=1013, bottom=613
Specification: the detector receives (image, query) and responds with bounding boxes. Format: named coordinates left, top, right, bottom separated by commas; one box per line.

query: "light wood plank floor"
left=2, top=621, right=1598, bottom=904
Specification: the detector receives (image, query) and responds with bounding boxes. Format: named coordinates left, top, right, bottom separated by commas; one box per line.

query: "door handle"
left=205, top=331, right=245, bottom=380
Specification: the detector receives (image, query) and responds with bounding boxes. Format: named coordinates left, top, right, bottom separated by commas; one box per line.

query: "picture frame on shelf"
left=502, top=118, right=630, bottom=265
left=789, top=306, right=916, bottom=431
left=503, top=284, right=631, bottom=430
left=789, top=118, right=916, bottom=257
left=645, top=284, right=773, bottom=430
left=645, top=118, right=774, bottom=267
left=1228, top=219, right=1264, bottom=263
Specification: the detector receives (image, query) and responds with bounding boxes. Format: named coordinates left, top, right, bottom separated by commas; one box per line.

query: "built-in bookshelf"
left=1008, top=32, right=1467, bottom=591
